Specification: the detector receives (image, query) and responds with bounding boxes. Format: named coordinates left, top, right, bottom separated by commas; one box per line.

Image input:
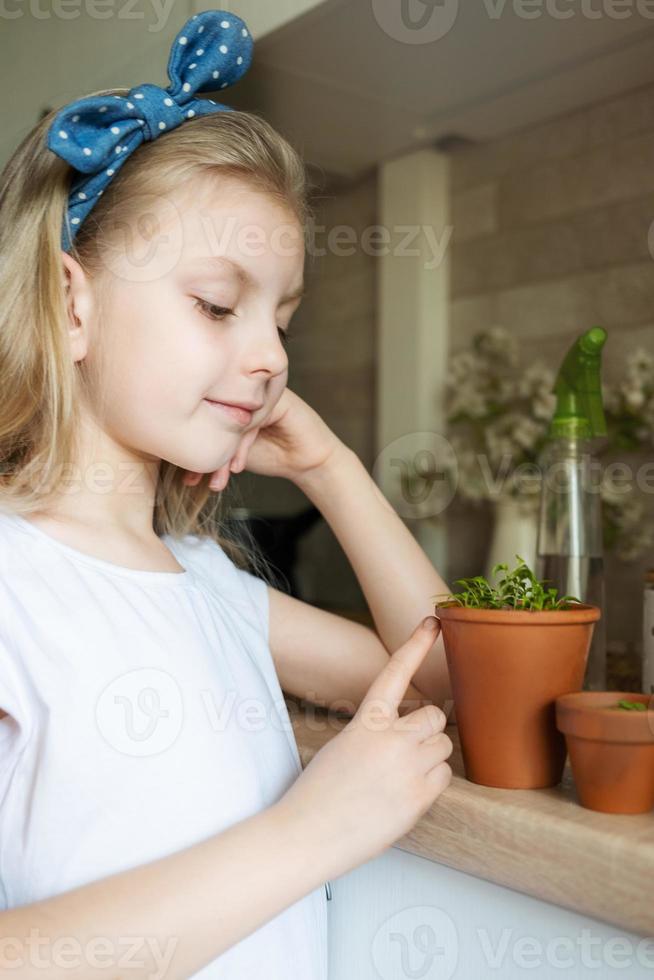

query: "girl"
left=0, top=9, right=454, bottom=979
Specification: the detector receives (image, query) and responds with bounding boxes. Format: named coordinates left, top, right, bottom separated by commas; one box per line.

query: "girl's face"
left=83, top=176, right=304, bottom=476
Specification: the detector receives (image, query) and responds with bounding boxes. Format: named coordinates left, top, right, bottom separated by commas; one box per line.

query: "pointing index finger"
left=358, top=617, right=440, bottom=719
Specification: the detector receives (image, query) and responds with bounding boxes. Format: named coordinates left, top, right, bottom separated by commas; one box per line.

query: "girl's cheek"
left=271, top=373, right=288, bottom=400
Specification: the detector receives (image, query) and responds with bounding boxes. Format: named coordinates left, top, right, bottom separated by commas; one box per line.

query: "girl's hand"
left=272, top=618, right=453, bottom=881
left=182, top=387, right=345, bottom=492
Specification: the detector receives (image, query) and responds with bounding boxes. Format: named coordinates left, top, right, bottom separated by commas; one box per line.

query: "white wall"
left=328, top=846, right=653, bottom=979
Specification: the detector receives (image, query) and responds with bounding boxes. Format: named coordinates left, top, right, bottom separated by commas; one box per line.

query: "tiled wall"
left=448, top=80, right=654, bottom=653
left=450, top=81, right=654, bottom=373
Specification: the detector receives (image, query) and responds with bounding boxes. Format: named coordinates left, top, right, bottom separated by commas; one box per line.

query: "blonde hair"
left=0, top=91, right=315, bottom=583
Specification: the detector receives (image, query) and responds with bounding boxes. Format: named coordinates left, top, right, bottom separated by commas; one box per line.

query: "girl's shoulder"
left=163, top=531, right=270, bottom=640
left=162, top=530, right=242, bottom=581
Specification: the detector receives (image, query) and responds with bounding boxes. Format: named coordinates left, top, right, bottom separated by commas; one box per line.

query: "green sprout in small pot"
left=556, top=691, right=654, bottom=813
left=432, top=555, right=582, bottom=612
left=616, top=699, right=648, bottom=712
left=431, top=555, right=600, bottom=790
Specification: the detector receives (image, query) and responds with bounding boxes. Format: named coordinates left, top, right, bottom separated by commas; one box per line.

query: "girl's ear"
left=60, top=250, right=95, bottom=362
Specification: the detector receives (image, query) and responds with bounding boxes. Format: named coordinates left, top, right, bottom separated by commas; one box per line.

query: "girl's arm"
left=293, top=443, right=454, bottom=717
left=0, top=800, right=329, bottom=980
left=268, top=586, right=431, bottom=716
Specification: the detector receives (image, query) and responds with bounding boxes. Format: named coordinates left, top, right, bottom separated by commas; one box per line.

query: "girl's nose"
left=246, top=327, right=288, bottom=377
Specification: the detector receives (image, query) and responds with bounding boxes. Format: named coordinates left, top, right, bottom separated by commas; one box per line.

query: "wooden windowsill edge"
left=285, top=696, right=654, bottom=938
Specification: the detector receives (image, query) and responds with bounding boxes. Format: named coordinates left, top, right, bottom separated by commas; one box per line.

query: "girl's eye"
left=195, top=298, right=290, bottom=348
left=195, top=298, right=233, bottom=320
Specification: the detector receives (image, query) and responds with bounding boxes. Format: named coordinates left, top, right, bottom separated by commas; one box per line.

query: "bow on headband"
left=46, top=9, right=254, bottom=252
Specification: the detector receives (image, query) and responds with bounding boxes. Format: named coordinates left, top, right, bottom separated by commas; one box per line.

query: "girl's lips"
left=204, top=400, right=253, bottom=426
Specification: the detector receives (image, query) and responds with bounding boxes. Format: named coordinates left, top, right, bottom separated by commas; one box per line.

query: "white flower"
left=517, top=364, right=555, bottom=399
left=496, top=378, right=516, bottom=403
left=450, top=441, right=488, bottom=501
left=448, top=350, right=484, bottom=388
left=623, top=386, right=646, bottom=412
left=626, top=347, right=654, bottom=378
left=514, top=417, right=542, bottom=449
left=446, top=328, right=654, bottom=540
left=476, top=325, right=519, bottom=367
left=466, top=390, right=489, bottom=419
left=533, top=391, right=556, bottom=421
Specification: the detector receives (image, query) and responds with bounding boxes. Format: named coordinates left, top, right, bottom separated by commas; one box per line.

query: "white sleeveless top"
left=0, top=510, right=328, bottom=979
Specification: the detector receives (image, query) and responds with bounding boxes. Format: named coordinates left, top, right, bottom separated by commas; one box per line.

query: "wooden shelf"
left=287, top=699, right=654, bottom=938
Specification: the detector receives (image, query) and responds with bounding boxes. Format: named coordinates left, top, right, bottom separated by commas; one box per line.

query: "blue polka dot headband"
left=46, top=9, right=253, bottom=253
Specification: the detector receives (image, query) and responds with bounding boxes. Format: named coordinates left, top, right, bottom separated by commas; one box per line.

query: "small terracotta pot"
left=556, top=691, right=654, bottom=813
left=435, top=603, right=600, bottom=789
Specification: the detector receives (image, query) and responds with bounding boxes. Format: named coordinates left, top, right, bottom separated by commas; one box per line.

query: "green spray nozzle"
left=549, top=326, right=608, bottom=440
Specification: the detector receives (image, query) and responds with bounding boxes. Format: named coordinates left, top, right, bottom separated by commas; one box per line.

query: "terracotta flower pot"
left=435, top=603, right=600, bottom=789
left=556, top=691, right=654, bottom=814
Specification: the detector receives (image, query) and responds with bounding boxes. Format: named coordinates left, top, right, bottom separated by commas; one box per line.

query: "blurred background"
left=4, top=0, right=654, bottom=687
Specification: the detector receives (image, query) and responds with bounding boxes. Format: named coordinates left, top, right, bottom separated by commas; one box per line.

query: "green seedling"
left=431, top=555, right=582, bottom=611
left=616, top=699, right=647, bottom=711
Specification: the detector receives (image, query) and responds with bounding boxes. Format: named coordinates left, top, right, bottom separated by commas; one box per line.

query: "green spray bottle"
left=535, top=327, right=608, bottom=691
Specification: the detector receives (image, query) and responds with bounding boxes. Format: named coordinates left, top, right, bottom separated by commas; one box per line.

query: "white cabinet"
left=327, top=846, right=653, bottom=979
